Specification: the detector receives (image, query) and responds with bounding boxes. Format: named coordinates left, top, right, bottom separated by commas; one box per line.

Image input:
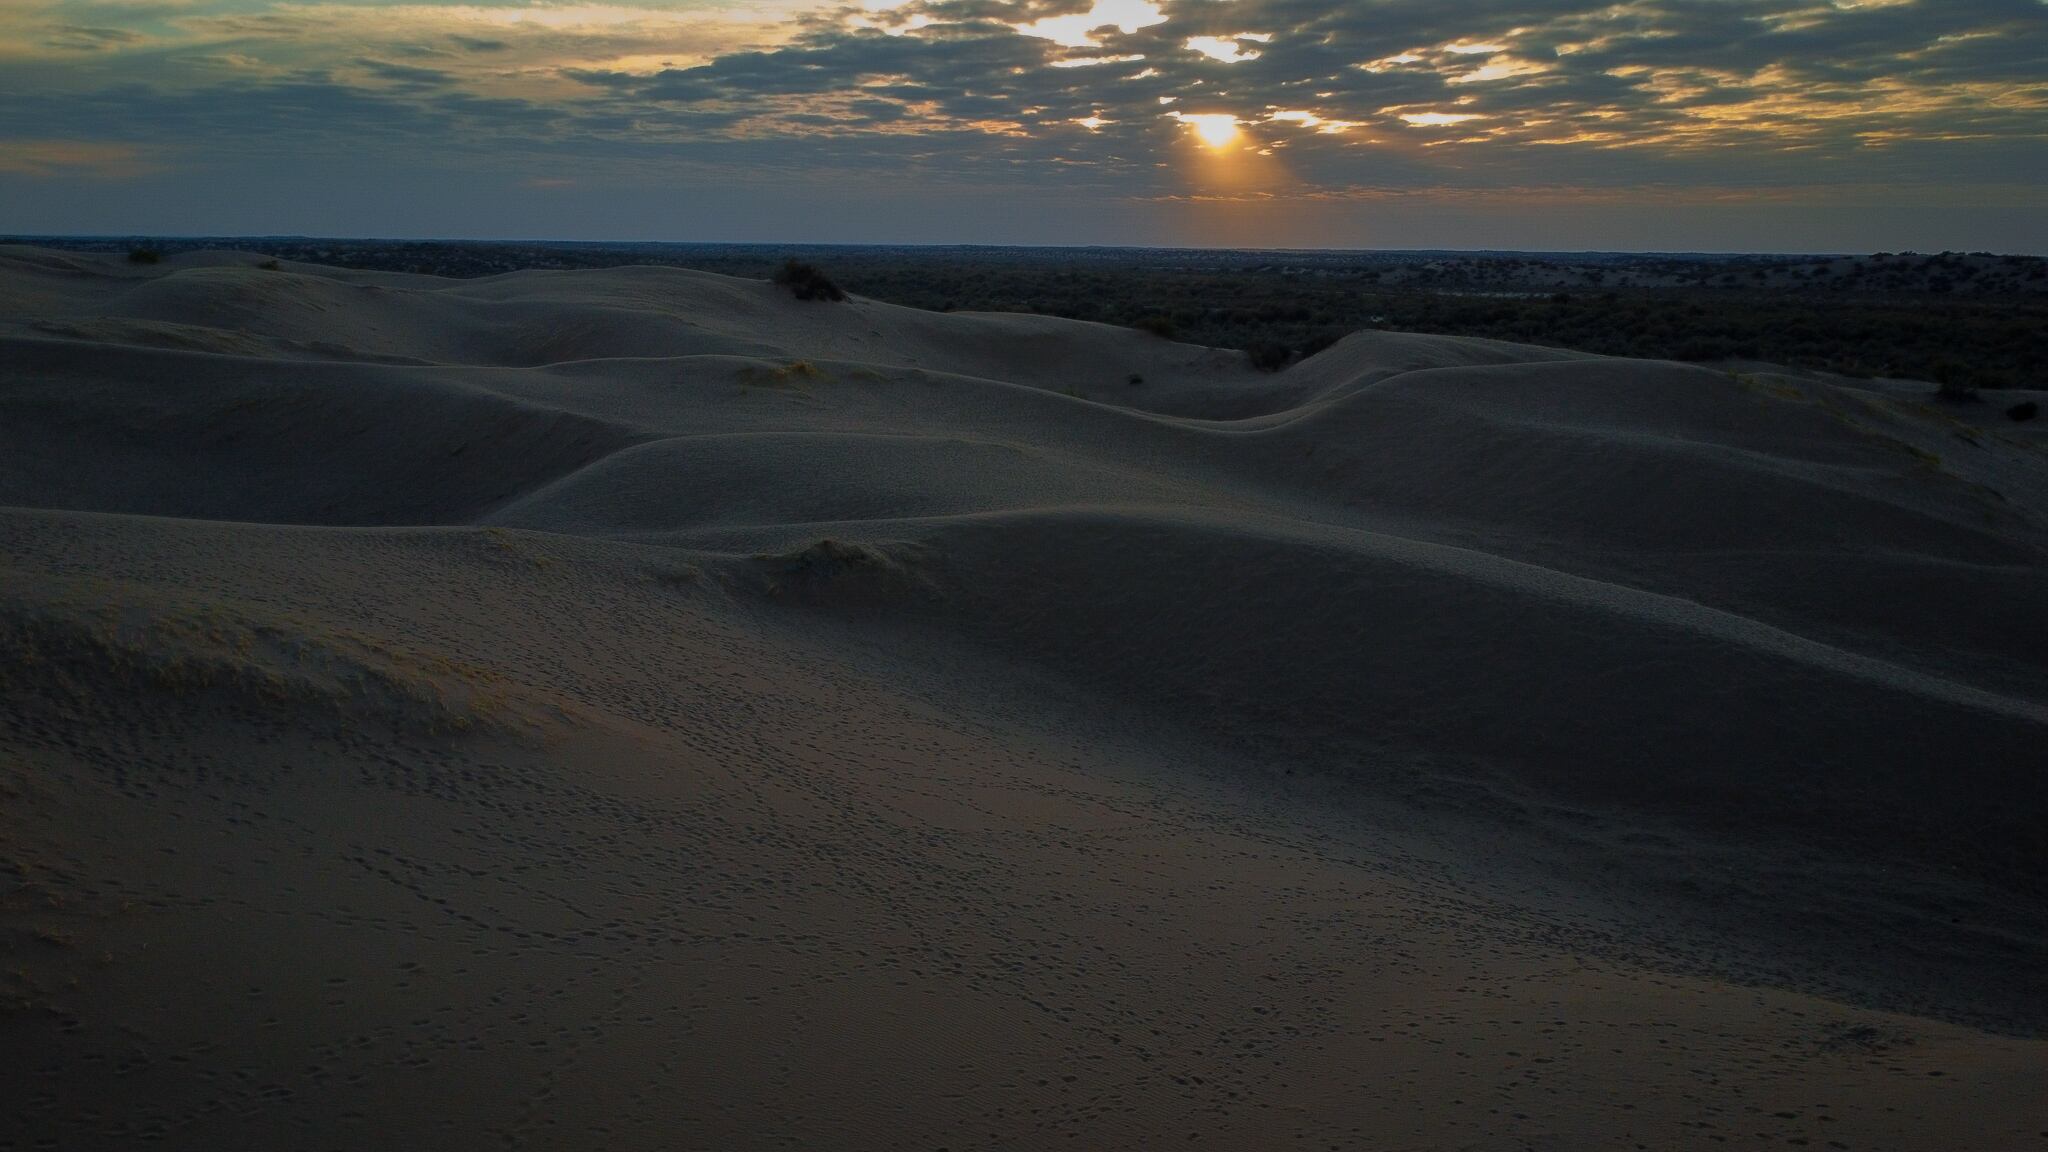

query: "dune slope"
left=3, top=246, right=2045, bottom=1150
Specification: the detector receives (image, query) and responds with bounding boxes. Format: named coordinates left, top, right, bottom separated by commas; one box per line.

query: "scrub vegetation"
left=30, top=237, right=2044, bottom=389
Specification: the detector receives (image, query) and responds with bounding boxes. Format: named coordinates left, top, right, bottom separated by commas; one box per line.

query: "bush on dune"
left=1246, top=340, right=1293, bottom=372
left=1935, top=377, right=1980, bottom=403
left=774, top=259, right=847, bottom=302
left=1298, top=329, right=1345, bottom=359
left=1931, top=359, right=1980, bottom=402
left=126, top=247, right=162, bottom=265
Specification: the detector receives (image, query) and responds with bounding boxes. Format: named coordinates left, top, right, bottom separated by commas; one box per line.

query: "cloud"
left=356, top=58, right=457, bottom=86
left=40, top=23, right=145, bottom=50
left=1, top=0, right=2042, bottom=244
left=0, top=139, right=160, bottom=178
left=616, top=1, right=2041, bottom=141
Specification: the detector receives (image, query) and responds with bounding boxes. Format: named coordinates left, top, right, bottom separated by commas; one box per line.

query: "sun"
left=1178, top=113, right=1241, bottom=149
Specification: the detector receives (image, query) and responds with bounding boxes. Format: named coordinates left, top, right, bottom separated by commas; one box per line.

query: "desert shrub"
left=1931, top=358, right=1979, bottom=402
left=126, top=247, right=161, bottom=264
left=258, top=259, right=280, bottom=271
left=1299, top=329, right=1345, bottom=358
left=1936, top=377, right=1980, bottom=402
left=1246, top=340, right=1293, bottom=372
left=1126, top=373, right=1144, bottom=386
left=773, top=259, right=846, bottom=302
left=1133, top=314, right=1176, bottom=339
left=2010, top=401, right=2039, bottom=422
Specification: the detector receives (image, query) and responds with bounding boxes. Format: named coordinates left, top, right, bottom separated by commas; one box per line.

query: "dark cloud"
left=41, top=22, right=143, bottom=49
left=356, top=59, right=455, bottom=86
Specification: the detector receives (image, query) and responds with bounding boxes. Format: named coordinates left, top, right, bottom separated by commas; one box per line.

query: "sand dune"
left=3, top=246, right=2045, bottom=1149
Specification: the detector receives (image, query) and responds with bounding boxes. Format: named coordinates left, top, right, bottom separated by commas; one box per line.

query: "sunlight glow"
left=878, top=13, right=931, bottom=35
left=1185, top=33, right=1270, bottom=63
left=1268, top=109, right=1360, bottom=134
left=1400, top=111, right=1482, bottom=126
left=1450, top=57, right=1548, bottom=84
left=1051, top=53, right=1145, bottom=68
left=1014, top=0, right=1165, bottom=49
left=1359, top=52, right=1422, bottom=72
left=1174, top=112, right=1241, bottom=148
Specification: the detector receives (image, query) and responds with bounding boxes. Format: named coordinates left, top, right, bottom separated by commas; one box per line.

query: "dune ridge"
left=3, top=246, right=2045, bottom=1150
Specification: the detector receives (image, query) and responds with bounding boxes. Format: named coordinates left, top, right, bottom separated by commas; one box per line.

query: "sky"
left=2, top=0, right=2045, bottom=251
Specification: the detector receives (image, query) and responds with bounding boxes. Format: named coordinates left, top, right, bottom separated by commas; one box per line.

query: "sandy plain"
left=3, top=246, right=2045, bottom=1149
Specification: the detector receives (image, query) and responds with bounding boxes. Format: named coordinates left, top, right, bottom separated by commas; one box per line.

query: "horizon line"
left=16, top=233, right=2040, bottom=260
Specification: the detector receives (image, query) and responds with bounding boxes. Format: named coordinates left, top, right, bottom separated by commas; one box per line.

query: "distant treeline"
left=16, top=237, right=2044, bottom=389
left=769, top=259, right=2045, bottom=390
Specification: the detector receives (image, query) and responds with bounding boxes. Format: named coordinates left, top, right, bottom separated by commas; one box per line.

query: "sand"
left=2, top=245, right=2045, bottom=1150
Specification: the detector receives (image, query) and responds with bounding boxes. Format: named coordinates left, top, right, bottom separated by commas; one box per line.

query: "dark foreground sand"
left=3, top=246, right=2045, bottom=1149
